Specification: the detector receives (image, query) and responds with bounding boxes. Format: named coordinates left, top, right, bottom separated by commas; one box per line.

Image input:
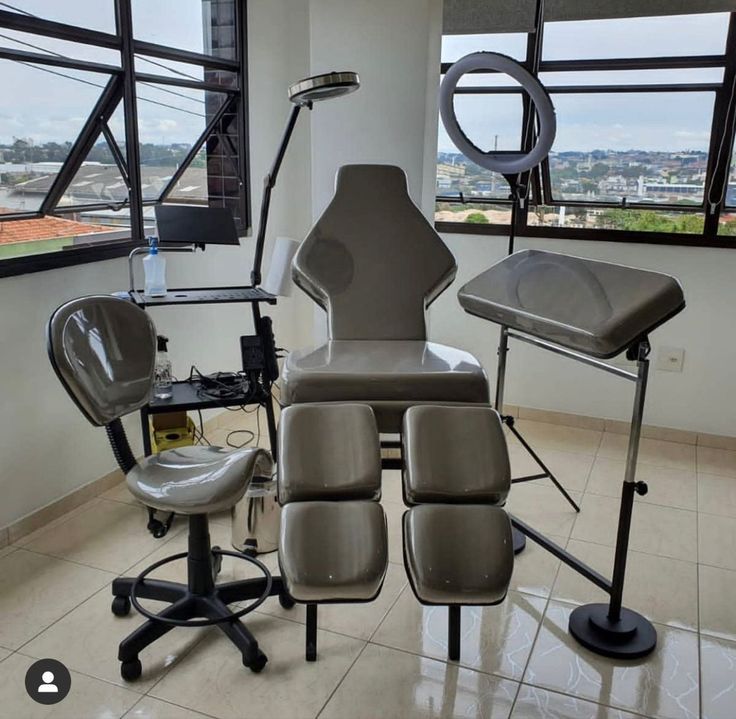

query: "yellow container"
left=150, top=416, right=196, bottom=452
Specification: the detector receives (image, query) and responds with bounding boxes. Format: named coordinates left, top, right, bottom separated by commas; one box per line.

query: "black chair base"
left=111, top=514, right=293, bottom=681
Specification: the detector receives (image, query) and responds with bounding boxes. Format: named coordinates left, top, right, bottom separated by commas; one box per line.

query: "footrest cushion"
left=403, top=504, right=513, bottom=605
left=402, top=405, right=510, bottom=505
left=278, top=404, right=381, bottom=503
left=279, top=501, right=388, bottom=602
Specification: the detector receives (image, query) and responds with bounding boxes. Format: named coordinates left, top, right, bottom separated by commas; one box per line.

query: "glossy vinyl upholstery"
left=402, top=405, right=510, bottom=505
left=127, top=446, right=273, bottom=515
left=292, top=165, right=456, bottom=341
left=403, top=504, right=513, bottom=605
left=47, top=295, right=157, bottom=426
left=282, top=164, right=489, bottom=432
left=279, top=501, right=388, bottom=602
left=283, top=340, right=489, bottom=432
left=278, top=404, right=381, bottom=504
left=458, top=249, right=686, bottom=359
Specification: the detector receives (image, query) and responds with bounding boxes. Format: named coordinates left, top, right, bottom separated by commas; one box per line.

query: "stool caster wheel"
left=111, top=596, right=131, bottom=617
left=244, top=649, right=268, bottom=673
left=120, top=658, right=142, bottom=682
left=279, top=593, right=295, bottom=610
left=211, top=546, right=223, bottom=579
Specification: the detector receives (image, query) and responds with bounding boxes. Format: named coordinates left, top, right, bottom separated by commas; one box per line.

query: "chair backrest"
left=47, top=295, right=157, bottom=426
left=292, top=164, right=457, bottom=340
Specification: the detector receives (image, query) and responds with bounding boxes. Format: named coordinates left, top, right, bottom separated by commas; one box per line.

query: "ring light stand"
left=439, top=52, right=578, bottom=555
left=439, top=51, right=556, bottom=256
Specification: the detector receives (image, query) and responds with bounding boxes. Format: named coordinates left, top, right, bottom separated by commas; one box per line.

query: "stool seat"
left=403, top=405, right=510, bottom=505
left=127, top=446, right=272, bottom=515
left=279, top=501, right=388, bottom=602
left=282, top=340, right=489, bottom=432
left=403, top=504, right=513, bottom=605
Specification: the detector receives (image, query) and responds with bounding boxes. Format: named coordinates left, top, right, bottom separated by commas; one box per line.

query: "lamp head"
left=288, top=71, right=360, bottom=106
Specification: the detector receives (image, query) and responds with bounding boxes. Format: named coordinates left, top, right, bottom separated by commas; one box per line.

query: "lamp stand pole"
left=251, top=101, right=311, bottom=286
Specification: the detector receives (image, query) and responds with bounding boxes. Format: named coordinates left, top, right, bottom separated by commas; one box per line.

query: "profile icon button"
left=24, top=659, right=71, bottom=705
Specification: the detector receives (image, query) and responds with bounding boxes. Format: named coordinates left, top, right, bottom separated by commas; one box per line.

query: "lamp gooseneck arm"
left=251, top=102, right=308, bottom=286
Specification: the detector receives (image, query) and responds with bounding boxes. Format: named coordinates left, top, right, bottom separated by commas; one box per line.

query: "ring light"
left=440, top=52, right=556, bottom=175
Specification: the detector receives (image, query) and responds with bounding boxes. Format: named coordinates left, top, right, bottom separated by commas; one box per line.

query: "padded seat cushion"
left=278, top=404, right=381, bottom=503
left=402, top=405, right=510, bottom=505
left=403, top=504, right=513, bottom=605
left=127, top=446, right=272, bottom=515
left=279, top=501, right=388, bottom=602
left=282, top=341, right=489, bottom=432
left=458, top=249, right=685, bottom=359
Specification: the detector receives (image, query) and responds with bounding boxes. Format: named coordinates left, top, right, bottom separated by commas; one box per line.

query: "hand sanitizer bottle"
left=143, top=236, right=167, bottom=297
left=154, top=335, right=173, bottom=400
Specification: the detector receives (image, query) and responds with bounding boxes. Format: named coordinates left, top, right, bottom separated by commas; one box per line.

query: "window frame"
left=435, top=11, right=736, bottom=248
left=0, top=0, right=250, bottom=278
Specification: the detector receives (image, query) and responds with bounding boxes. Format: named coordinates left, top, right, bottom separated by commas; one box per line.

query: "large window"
left=0, top=0, right=249, bottom=276
left=436, top=12, right=736, bottom=247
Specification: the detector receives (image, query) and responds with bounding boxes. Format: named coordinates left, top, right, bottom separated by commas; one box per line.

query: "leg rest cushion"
left=402, top=405, right=510, bottom=505
left=278, top=404, right=381, bottom=503
left=279, top=501, right=388, bottom=602
left=403, top=504, right=513, bottom=605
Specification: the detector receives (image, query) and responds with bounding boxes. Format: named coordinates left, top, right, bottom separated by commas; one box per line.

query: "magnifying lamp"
left=251, top=71, right=360, bottom=286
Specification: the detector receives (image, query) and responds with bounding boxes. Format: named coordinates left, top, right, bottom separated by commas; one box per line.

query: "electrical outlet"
left=656, top=346, right=685, bottom=373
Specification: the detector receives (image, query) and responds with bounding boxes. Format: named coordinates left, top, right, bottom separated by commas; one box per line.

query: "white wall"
left=307, top=0, right=443, bottom=339
left=0, top=0, right=314, bottom=530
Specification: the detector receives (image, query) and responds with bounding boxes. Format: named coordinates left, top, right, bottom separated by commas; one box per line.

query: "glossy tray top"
left=458, top=250, right=685, bottom=358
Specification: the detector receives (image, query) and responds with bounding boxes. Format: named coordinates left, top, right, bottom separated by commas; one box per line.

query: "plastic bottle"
left=143, top=236, right=167, bottom=297
left=154, top=335, right=173, bottom=400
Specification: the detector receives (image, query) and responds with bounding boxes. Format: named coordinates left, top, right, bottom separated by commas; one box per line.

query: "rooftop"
left=0, top=209, right=114, bottom=246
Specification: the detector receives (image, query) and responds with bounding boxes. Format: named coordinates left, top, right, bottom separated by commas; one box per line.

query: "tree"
left=465, top=212, right=489, bottom=224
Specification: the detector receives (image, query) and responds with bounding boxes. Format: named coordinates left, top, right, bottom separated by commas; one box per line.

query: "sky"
left=439, top=11, right=730, bottom=155
left=0, top=5, right=731, bottom=155
left=0, top=0, right=211, bottom=146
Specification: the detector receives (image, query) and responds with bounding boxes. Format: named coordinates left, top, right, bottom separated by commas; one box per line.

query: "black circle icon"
left=24, top=659, right=71, bottom=705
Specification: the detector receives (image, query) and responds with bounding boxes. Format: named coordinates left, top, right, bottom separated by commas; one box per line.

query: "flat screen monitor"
left=154, top=205, right=240, bottom=246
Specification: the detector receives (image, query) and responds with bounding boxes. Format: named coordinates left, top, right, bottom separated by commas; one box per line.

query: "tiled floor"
left=0, top=415, right=734, bottom=718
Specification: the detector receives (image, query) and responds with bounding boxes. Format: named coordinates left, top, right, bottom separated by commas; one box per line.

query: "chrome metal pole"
left=495, top=326, right=509, bottom=412
left=608, top=346, right=650, bottom=621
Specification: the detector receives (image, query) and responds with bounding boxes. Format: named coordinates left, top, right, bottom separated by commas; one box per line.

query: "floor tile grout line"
left=314, top=639, right=370, bottom=719
left=15, top=584, right=118, bottom=658
left=512, top=523, right=567, bottom=709
left=695, top=446, right=704, bottom=719
left=365, top=629, right=532, bottom=687
left=365, top=578, right=410, bottom=644
left=516, top=681, right=655, bottom=719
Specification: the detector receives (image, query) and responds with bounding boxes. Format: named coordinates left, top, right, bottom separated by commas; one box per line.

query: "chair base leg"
left=112, top=514, right=282, bottom=680
left=306, top=604, right=318, bottom=661
left=448, top=606, right=461, bottom=661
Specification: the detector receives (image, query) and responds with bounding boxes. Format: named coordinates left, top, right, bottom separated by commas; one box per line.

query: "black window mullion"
left=235, top=0, right=250, bottom=231
left=704, top=13, right=736, bottom=237
left=159, top=94, right=237, bottom=201
left=0, top=9, right=120, bottom=49
left=115, top=0, right=144, bottom=244
left=41, top=74, right=124, bottom=215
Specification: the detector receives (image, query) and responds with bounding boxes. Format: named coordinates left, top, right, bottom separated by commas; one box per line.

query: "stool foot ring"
left=569, top=603, right=657, bottom=660
left=129, top=550, right=273, bottom=627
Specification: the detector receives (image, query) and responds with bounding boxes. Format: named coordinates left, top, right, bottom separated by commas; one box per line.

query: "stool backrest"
left=293, top=164, right=457, bottom=341
left=47, top=295, right=156, bottom=426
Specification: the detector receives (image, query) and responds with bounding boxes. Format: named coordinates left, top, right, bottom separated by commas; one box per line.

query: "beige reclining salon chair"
left=282, top=164, right=489, bottom=433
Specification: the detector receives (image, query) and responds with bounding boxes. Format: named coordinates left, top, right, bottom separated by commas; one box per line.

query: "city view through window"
left=0, top=0, right=244, bottom=266
left=436, top=13, right=736, bottom=239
